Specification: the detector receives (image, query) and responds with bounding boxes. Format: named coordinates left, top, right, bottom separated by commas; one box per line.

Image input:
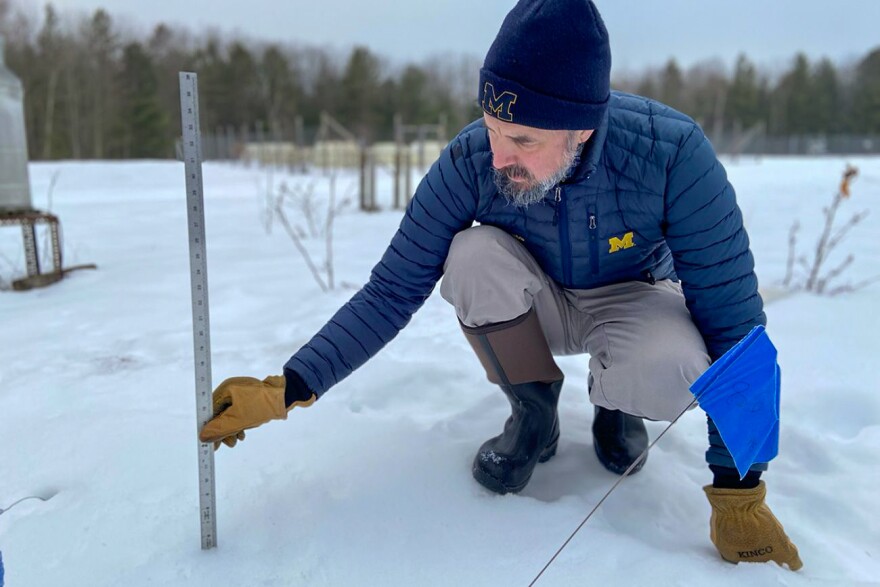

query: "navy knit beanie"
left=480, top=0, right=611, bottom=130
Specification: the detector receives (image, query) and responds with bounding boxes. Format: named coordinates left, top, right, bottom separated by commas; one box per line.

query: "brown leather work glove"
left=198, top=375, right=316, bottom=450
left=703, top=481, right=803, bottom=571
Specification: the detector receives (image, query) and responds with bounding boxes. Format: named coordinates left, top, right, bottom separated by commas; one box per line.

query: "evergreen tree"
left=810, top=58, right=841, bottom=134
left=376, top=77, right=397, bottom=141
left=82, top=9, right=119, bottom=157
left=116, top=42, right=170, bottom=158
left=635, top=76, right=657, bottom=102
left=225, top=41, right=264, bottom=128
left=338, top=46, right=382, bottom=141
left=726, top=54, right=763, bottom=131
left=259, top=44, right=301, bottom=137
left=6, top=1, right=880, bottom=160
left=148, top=23, right=194, bottom=145
left=775, top=53, right=812, bottom=135
left=659, top=59, right=685, bottom=112
left=851, top=48, right=880, bottom=133
left=194, top=37, right=238, bottom=132
left=300, top=48, right=341, bottom=130
left=396, top=65, right=437, bottom=124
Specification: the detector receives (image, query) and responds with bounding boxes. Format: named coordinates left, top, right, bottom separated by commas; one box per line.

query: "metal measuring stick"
left=179, top=71, right=217, bottom=550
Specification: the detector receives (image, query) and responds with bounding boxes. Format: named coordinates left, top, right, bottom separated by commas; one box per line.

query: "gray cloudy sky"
left=47, top=0, right=880, bottom=71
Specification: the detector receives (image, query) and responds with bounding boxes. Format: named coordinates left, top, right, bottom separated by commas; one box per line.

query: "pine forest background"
left=3, top=1, right=880, bottom=161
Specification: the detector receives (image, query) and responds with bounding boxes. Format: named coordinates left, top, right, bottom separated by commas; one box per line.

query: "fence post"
left=404, top=148, right=413, bottom=206
left=394, top=114, right=403, bottom=210
left=240, top=123, right=250, bottom=165
left=369, top=149, right=377, bottom=211
left=360, top=146, right=368, bottom=212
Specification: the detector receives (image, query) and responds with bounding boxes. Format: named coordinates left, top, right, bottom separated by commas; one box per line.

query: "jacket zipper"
left=556, top=186, right=572, bottom=284
left=588, top=210, right=599, bottom=275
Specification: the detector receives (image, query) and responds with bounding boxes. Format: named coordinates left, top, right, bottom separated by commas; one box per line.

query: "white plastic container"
left=0, top=34, right=32, bottom=212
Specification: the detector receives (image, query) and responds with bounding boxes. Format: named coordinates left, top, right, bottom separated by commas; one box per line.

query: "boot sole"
left=593, top=442, right=647, bottom=476
left=538, top=434, right=558, bottom=463
left=473, top=434, right=559, bottom=495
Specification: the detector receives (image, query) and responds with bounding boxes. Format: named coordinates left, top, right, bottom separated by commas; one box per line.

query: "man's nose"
left=492, top=144, right=516, bottom=169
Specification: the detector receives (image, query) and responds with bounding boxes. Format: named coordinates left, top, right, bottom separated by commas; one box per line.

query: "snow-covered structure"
left=0, top=34, right=32, bottom=212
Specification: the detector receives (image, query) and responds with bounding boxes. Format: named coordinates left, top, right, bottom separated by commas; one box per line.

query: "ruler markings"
left=179, top=71, right=217, bottom=550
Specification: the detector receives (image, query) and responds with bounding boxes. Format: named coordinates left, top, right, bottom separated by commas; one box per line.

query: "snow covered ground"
left=1, top=155, right=878, bottom=586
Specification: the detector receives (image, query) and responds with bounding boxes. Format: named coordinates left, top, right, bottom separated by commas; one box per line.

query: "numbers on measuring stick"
left=179, top=71, right=217, bottom=551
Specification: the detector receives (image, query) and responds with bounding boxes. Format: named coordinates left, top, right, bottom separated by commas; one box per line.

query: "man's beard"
left=492, top=133, right=582, bottom=208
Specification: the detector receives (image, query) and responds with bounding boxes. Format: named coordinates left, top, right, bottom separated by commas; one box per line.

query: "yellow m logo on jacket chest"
left=608, top=232, right=635, bottom=253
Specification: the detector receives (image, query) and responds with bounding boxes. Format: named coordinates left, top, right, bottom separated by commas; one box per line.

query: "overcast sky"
left=44, top=0, right=880, bottom=72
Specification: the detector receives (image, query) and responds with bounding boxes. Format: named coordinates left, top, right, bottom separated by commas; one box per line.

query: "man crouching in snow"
left=199, top=0, right=802, bottom=571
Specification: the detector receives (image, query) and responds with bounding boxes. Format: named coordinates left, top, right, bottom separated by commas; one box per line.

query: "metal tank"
left=0, top=34, right=32, bottom=212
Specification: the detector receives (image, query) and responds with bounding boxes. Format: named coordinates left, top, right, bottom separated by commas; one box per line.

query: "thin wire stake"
left=0, top=492, right=56, bottom=516
left=528, top=397, right=698, bottom=587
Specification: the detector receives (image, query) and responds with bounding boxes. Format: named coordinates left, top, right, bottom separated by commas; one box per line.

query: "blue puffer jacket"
left=287, top=92, right=766, bottom=401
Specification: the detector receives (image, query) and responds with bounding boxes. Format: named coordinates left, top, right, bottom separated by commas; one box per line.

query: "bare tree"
left=271, top=175, right=352, bottom=291
left=782, top=165, right=876, bottom=295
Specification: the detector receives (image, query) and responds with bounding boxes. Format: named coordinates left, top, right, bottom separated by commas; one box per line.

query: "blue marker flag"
left=690, top=325, right=780, bottom=479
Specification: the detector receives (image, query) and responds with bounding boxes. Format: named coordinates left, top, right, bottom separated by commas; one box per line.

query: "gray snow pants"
left=440, top=225, right=711, bottom=421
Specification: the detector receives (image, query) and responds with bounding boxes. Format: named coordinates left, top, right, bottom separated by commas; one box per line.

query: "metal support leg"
left=22, top=222, right=39, bottom=276
left=49, top=219, right=62, bottom=272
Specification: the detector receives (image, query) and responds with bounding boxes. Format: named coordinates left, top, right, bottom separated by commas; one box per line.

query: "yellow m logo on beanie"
left=482, top=82, right=518, bottom=122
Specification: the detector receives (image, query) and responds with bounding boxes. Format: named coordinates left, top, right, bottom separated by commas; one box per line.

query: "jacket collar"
left=563, top=107, right=609, bottom=183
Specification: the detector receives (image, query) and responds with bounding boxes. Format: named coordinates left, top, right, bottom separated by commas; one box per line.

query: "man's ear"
left=576, top=129, right=595, bottom=144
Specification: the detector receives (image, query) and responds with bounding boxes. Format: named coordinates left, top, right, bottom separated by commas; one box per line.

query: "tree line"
left=615, top=52, right=880, bottom=142
left=2, top=2, right=879, bottom=160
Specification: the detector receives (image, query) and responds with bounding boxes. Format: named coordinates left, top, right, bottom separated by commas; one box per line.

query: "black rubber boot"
left=460, top=308, right=565, bottom=495
left=473, top=378, right=563, bottom=494
left=592, top=405, right=649, bottom=475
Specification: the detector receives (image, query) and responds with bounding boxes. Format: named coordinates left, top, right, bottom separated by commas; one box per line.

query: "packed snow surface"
left=1, top=156, right=878, bottom=586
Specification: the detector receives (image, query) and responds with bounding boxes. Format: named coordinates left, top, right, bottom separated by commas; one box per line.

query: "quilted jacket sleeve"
left=663, top=125, right=766, bottom=361
left=284, top=137, right=479, bottom=396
